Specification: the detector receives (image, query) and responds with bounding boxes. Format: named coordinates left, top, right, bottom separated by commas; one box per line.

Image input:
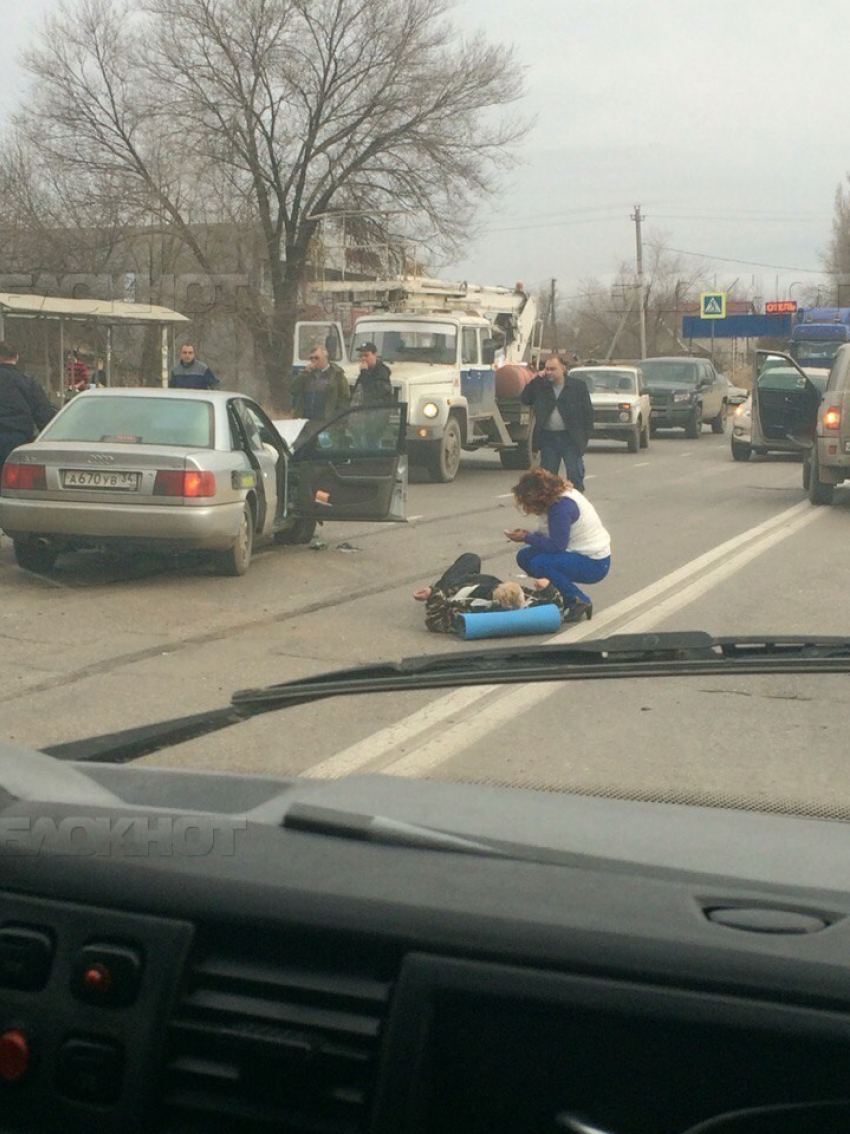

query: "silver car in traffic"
left=0, top=389, right=407, bottom=575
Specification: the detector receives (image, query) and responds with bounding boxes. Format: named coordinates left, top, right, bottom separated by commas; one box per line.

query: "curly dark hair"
left=512, top=468, right=571, bottom=514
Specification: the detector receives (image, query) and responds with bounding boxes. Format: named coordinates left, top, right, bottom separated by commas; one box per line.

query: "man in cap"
left=350, top=341, right=393, bottom=407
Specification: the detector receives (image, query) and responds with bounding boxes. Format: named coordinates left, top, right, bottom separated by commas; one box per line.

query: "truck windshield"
left=353, top=322, right=457, bottom=365
left=790, top=342, right=839, bottom=366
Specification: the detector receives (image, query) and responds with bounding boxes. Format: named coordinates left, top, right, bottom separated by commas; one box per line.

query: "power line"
left=665, top=246, right=825, bottom=274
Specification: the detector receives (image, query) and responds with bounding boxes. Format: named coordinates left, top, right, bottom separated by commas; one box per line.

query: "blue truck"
left=789, top=307, right=850, bottom=369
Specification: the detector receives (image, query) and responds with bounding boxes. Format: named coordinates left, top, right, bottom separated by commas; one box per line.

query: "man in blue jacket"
left=520, top=354, right=593, bottom=490
left=169, top=344, right=219, bottom=389
left=0, top=342, right=56, bottom=479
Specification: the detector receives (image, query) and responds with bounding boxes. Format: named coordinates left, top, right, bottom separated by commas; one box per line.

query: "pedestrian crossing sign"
left=700, top=292, right=726, bottom=319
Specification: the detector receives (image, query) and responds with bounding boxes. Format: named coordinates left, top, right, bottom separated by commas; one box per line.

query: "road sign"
left=765, top=300, right=797, bottom=314
left=700, top=292, right=726, bottom=319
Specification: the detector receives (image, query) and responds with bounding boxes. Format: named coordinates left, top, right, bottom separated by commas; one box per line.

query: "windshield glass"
left=570, top=369, right=636, bottom=392
left=790, top=342, right=840, bottom=365
left=639, top=360, right=699, bottom=386
left=3, top=4, right=849, bottom=834
left=40, top=396, right=215, bottom=447
left=350, top=322, right=457, bottom=365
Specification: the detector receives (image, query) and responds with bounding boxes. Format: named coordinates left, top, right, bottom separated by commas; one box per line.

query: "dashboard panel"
left=2, top=755, right=850, bottom=1133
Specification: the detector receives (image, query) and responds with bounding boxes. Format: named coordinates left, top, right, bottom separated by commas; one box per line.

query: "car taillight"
left=153, top=470, right=216, bottom=497
left=824, top=406, right=841, bottom=430
left=1, top=463, right=47, bottom=491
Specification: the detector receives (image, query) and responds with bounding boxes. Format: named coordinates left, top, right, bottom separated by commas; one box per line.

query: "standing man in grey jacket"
left=168, top=344, right=219, bottom=390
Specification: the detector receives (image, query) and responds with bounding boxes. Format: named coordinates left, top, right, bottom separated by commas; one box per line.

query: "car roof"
left=571, top=365, right=640, bottom=372
left=75, top=388, right=243, bottom=400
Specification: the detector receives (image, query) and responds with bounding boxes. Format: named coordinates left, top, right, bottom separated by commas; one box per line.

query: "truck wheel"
left=428, top=418, right=462, bottom=483
left=731, top=438, right=752, bottom=462
left=711, top=401, right=728, bottom=434
left=685, top=408, right=702, bottom=439
left=499, top=431, right=536, bottom=470
left=13, top=539, right=58, bottom=573
left=808, top=448, right=835, bottom=505
left=639, top=419, right=650, bottom=448
left=626, top=423, right=640, bottom=453
left=275, top=518, right=317, bottom=546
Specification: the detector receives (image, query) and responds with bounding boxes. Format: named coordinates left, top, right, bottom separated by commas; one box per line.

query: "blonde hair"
left=492, top=581, right=526, bottom=610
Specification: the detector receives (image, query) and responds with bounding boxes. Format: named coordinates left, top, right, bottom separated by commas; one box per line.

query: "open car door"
left=288, top=402, right=407, bottom=523
left=753, top=350, right=822, bottom=449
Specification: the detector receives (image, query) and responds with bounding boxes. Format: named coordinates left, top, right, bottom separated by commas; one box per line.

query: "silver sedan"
left=0, top=389, right=406, bottom=575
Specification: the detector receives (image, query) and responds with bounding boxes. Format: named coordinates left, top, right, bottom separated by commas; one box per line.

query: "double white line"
left=305, top=500, right=821, bottom=781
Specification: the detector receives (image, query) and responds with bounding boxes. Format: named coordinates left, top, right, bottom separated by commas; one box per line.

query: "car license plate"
left=61, top=470, right=141, bottom=491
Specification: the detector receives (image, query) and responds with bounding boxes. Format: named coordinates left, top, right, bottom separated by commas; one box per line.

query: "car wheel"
left=711, top=401, right=728, bottom=434
left=275, top=518, right=317, bottom=545
left=626, top=423, right=640, bottom=453
left=802, top=454, right=812, bottom=491
left=214, top=503, right=254, bottom=575
left=428, top=418, right=462, bottom=482
left=730, top=438, right=752, bottom=462
left=808, top=447, right=835, bottom=505
left=685, top=408, right=702, bottom=439
left=13, top=539, right=58, bottom=574
left=639, top=419, right=650, bottom=448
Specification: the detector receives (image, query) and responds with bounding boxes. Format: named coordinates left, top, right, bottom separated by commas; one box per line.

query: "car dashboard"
left=2, top=748, right=850, bottom=1134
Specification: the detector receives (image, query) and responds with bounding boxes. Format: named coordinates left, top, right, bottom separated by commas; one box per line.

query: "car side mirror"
left=482, top=339, right=497, bottom=365
left=699, top=376, right=713, bottom=388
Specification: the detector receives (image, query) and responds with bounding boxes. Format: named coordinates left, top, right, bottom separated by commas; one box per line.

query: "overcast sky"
left=0, top=0, right=839, bottom=304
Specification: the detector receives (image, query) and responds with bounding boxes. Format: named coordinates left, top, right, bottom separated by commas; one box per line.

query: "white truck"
left=294, top=278, right=543, bottom=482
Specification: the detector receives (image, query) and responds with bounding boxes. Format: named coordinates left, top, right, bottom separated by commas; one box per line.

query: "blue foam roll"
left=456, top=603, right=562, bottom=640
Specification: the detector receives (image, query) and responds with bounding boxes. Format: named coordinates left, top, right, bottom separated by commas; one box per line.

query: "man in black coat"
left=0, top=342, right=56, bottom=478
left=520, top=354, right=594, bottom=490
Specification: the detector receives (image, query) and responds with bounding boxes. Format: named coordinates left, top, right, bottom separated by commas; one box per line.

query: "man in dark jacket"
left=520, top=354, right=594, bottom=490
left=168, top=344, right=219, bottom=389
left=0, top=342, right=56, bottom=478
left=350, top=342, right=393, bottom=407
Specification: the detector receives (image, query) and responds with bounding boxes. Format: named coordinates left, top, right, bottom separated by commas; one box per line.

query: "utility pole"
left=631, top=204, right=647, bottom=359
left=546, top=278, right=557, bottom=349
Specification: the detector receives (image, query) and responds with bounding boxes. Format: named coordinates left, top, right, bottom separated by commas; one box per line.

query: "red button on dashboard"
left=0, top=1029, right=29, bottom=1082
left=82, top=963, right=112, bottom=993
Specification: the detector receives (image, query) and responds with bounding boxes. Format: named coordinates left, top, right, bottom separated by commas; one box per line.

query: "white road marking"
left=304, top=499, right=819, bottom=780
left=380, top=504, right=821, bottom=778
left=406, top=515, right=424, bottom=522
left=632, top=461, right=652, bottom=467
left=496, top=493, right=514, bottom=498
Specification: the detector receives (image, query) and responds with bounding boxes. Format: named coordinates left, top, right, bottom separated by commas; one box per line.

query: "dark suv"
left=641, top=357, right=728, bottom=438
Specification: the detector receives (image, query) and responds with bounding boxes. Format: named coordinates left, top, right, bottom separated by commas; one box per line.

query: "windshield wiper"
left=41, top=632, right=850, bottom=764
left=232, top=632, right=850, bottom=711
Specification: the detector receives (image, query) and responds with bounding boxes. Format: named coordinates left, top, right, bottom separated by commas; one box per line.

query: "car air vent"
left=158, top=928, right=396, bottom=1134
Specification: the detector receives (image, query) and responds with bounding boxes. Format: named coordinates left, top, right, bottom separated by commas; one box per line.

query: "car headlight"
left=618, top=411, right=631, bottom=422
left=422, top=402, right=439, bottom=419
left=734, top=403, right=751, bottom=419
left=673, top=392, right=692, bottom=403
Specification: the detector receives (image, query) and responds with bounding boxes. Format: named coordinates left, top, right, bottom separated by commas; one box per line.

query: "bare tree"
left=566, top=236, right=708, bottom=360
left=21, top=0, right=525, bottom=408
left=824, top=178, right=850, bottom=304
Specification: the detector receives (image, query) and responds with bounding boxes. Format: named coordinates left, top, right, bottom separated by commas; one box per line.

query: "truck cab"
left=294, top=279, right=542, bottom=482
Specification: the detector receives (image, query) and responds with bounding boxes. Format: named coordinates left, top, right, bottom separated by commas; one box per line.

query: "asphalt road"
left=1, top=426, right=847, bottom=815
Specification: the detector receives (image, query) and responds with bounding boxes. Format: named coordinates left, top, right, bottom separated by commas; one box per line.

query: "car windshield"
left=571, top=369, right=636, bottom=392
left=1, top=7, right=848, bottom=830
left=40, top=396, right=216, bottom=447
left=639, top=360, right=699, bottom=386
left=351, top=322, right=457, bottom=365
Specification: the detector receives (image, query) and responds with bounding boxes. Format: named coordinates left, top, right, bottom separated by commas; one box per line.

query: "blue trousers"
left=538, top=430, right=585, bottom=490
left=516, top=546, right=610, bottom=605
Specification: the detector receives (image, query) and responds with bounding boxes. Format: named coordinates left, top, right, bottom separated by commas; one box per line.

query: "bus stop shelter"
left=0, top=293, right=190, bottom=392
